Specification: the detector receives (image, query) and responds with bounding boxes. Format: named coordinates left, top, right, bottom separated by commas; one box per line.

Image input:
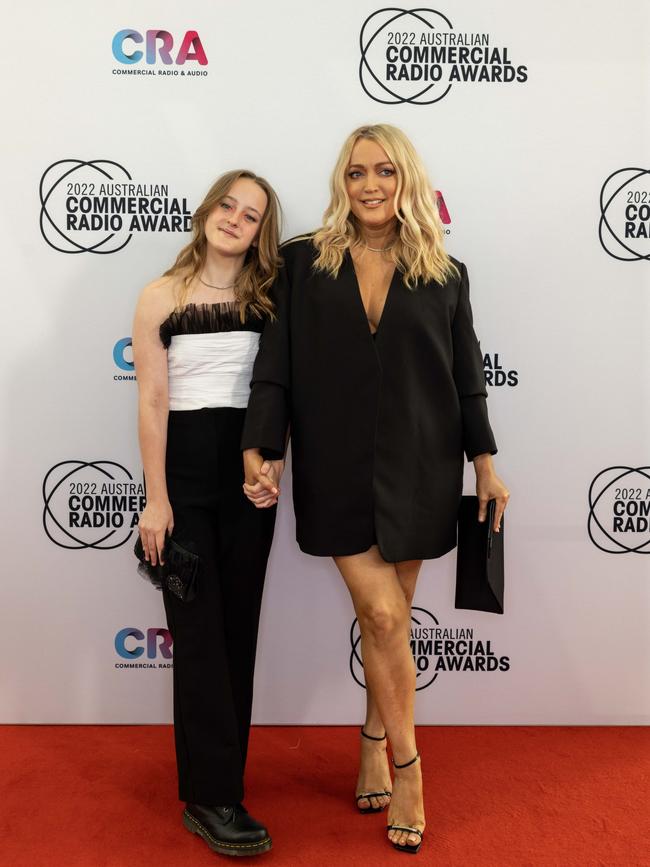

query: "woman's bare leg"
left=359, top=558, right=423, bottom=810
left=334, top=547, right=425, bottom=848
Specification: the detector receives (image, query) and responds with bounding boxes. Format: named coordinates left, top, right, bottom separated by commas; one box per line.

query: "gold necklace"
left=362, top=241, right=395, bottom=253
left=199, top=275, right=235, bottom=290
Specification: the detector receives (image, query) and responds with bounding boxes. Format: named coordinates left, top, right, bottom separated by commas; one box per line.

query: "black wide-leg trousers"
left=162, top=408, right=276, bottom=806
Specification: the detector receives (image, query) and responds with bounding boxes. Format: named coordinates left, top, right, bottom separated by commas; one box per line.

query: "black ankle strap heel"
left=392, top=752, right=420, bottom=769
left=361, top=728, right=387, bottom=741
left=387, top=752, right=424, bottom=853
left=356, top=727, right=392, bottom=815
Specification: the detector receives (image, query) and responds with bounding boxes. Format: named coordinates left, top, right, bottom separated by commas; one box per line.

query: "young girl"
left=133, top=170, right=281, bottom=857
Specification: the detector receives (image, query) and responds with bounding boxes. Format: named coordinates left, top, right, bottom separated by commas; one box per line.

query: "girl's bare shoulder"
left=137, top=273, right=184, bottom=320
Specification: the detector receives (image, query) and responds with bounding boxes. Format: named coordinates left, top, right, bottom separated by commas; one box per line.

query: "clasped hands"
left=243, top=448, right=285, bottom=508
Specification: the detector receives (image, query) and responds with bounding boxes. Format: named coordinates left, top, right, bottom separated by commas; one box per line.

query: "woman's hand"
left=138, top=499, right=174, bottom=566
left=243, top=449, right=283, bottom=508
left=473, top=454, right=509, bottom=532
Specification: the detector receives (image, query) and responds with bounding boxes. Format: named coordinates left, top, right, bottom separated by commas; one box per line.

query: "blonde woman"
left=133, top=170, right=281, bottom=857
left=242, top=125, right=509, bottom=855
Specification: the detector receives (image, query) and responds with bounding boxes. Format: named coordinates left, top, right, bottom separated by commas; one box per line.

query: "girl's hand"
left=138, top=500, right=174, bottom=565
left=243, top=450, right=283, bottom=508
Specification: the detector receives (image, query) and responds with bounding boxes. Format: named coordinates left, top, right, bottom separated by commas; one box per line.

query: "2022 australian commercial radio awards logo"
left=39, top=159, right=191, bottom=254
left=111, top=28, right=208, bottom=77
left=599, top=168, right=650, bottom=261
left=350, top=607, right=510, bottom=691
left=42, top=461, right=144, bottom=550
left=359, top=8, right=528, bottom=105
left=588, top=467, right=650, bottom=554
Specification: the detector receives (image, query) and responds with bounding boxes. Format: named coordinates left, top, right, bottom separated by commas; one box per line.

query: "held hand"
left=138, top=500, right=174, bottom=566
left=261, top=459, right=285, bottom=493
left=474, top=455, right=510, bottom=532
left=243, top=449, right=281, bottom=509
left=244, top=461, right=284, bottom=508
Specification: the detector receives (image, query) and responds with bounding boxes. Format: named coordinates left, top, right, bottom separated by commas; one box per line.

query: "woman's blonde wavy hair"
left=312, top=124, right=457, bottom=287
left=165, top=170, right=281, bottom=321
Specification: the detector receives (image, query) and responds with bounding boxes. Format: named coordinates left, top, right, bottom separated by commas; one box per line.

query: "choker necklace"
left=199, top=275, right=235, bottom=290
left=362, top=241, right=395, bottom=253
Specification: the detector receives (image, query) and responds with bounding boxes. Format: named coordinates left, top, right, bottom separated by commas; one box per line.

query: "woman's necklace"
left=362, top=241, right=395, bottom=253
left=199, top=274, right=235, bottom=290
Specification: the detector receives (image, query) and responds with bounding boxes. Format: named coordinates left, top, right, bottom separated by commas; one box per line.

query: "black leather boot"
left=183, top=803, right=272, bottom=857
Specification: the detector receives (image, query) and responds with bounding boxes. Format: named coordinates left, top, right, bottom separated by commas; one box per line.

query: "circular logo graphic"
left=39, top=159, right=134, bottom=254
left=42, top=460, right=144, bottom=549
left=588, top=466, right=650, bottom=554
left=350, top=606, right=440, bottom=691
left=358, top=9, right=527, bottom=105
left=359, top=8, right=454, bottom=105
left=599, top=168, right=650, bottom=261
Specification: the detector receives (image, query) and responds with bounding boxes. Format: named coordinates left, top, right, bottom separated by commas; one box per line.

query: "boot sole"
left=183, top=810, right=273, bottom=857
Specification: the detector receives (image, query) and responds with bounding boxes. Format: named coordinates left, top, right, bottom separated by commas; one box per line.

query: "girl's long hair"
left=165, top=169, right=281, bottom=320
left=311, top=124, right=456, bottom=287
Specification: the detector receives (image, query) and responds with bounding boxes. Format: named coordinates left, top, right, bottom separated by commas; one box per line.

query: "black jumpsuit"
left=160, top=302, right=276, bottom=805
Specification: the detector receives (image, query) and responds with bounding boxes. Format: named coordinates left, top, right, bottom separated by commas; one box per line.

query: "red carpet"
left=1, top=725, right=649, bottom=866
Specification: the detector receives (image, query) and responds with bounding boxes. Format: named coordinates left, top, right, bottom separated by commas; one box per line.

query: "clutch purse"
left=133, top=533, right=200, bottom=602
left=455, top=495, right=504, bottom=614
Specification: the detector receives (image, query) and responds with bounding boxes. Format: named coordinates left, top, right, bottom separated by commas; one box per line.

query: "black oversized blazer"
left=241, top=238, right=497, bottom=563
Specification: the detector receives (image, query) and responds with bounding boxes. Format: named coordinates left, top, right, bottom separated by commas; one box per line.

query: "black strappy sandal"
left=355, top=729, right=392, bottom=814
left=386, top=752, right=424, bottom=854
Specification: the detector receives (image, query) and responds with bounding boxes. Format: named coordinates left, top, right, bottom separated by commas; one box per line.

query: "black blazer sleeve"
left=451, top=262, right=497, bottom=461
left=240, top=263, right=291, bottom=459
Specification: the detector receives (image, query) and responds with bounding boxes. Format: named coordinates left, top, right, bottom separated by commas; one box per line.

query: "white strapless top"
left=159, top=303, right=265, bottom=411
left=167, top=331, right=260, bottom=410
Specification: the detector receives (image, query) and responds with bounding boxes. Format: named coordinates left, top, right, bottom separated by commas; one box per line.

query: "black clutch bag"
left=455, top=495, right=504, bottom=614
left=133, top=533, right=200, bottom=602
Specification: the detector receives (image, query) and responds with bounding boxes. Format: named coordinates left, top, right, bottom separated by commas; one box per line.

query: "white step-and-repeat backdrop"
left=2, top=1, right=649, bottom=724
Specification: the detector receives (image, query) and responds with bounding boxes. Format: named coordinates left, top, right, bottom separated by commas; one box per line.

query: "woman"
left=133, top=169, right=281, bottom=857
left=242, top=124, right=509, bottom=855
